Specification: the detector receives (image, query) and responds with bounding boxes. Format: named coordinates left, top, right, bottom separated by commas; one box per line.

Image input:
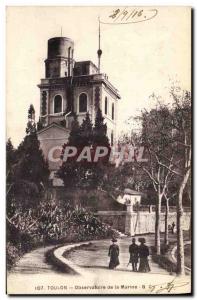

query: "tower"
left=37, top=36, right=121, bottom=184
left=45, top=37, right=74, bottom=78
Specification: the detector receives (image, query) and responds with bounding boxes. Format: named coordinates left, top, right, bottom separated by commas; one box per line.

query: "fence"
left=95, top=208, right=191, bottom=236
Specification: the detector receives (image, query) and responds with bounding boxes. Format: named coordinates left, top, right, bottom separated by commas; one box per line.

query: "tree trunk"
left=176, top=170, right=190, bottom=275
left=189, top=211, right=191, bottom=241
left=155, top=193, right=162, bottom=254
left=188, top=189, right=191, bottom=241
left=176, top=195, right=185, bottom=275
left=164, top=198, right=169, bottom=245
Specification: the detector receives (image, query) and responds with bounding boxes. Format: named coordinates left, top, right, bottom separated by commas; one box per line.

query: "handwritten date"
left=102, top=7, right=158, bottom=24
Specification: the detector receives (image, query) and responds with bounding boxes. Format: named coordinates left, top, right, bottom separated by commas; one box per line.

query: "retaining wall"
left=95, top=211, right=190, bottom=235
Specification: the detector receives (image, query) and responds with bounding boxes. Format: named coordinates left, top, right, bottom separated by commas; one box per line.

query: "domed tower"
left=45, top=37, right=74, bottom=78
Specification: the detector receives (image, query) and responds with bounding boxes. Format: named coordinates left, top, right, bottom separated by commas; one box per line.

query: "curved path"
left=65, top=236, right=169, bottom=275
left=8, top=245, right=59, bottom=275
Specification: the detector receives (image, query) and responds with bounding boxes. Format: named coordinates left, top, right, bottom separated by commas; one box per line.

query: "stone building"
left=37, top=37, right=121, bottom=183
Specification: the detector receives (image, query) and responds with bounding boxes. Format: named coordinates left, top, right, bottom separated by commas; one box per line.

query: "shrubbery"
left=7, top=200, right=118, bottom=270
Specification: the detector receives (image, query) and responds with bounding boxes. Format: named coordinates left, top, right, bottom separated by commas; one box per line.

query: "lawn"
left=184, top=244, right=191, bottom=269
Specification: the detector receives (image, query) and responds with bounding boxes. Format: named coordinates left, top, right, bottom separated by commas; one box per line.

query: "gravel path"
left=8, top=245, right=59, bottom=275
left=65, top=235, right=169, bottom=275
left=7, top=236, right=191, bottom=294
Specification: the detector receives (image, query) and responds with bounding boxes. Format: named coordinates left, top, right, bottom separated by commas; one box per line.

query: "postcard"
left=6, top=6, right=192, bottom=295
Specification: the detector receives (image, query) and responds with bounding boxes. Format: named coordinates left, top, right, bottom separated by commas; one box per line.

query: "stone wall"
left=95, top=211, right=126, bottom=232
left=96, top=210, right=191, bottom=236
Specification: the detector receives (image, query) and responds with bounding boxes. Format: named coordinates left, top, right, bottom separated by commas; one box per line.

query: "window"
left=112, top=103, right=114, bottom=120
left=105, top=97, right=108, bottom=115
left=79, top=93, right=87, bottom=113
left=54, top=95, right=62, bottom=113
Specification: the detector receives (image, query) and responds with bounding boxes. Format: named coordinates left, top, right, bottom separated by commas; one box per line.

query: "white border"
left=1, top=1, right=196, bottom=299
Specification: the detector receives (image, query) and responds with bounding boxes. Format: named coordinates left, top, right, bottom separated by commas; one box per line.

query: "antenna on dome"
left=61, top=27, right=63, bottom=37
left=97, top=17, right=102, bottom=73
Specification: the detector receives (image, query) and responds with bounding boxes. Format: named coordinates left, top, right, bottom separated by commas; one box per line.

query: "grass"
left=151, top=230, right=191, bottom=274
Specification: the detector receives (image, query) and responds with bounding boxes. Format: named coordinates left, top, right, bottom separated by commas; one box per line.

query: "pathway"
left=66, top=235, right=169, bottom=275
left=9, top=245, right=59, bottom=274
left=7, top=236, right=191, bottom=294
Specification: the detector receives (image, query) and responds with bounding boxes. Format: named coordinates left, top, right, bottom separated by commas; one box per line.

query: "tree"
left=16, top=132, right=49, bottom=190
left=170, top=88, right=191, bottom=275
left=93, top=107, right=110, bottom=147
left=7, top=105, right=49, bottom=213
left=26, top=104, right=36, bottom=135
left=163, top=181, right=177, bottom=246
left=79, top=112, right=93, bottom=146
left=135, top=87, right=191, bottom=272
left=58, top=109, right=111, bottom=190
left=28, top=104, right=35, bottom=119
left=6, top=138, right=16, bottom=174
left=134, top=103, right=176, bottom=254
left=6, top=139, right=17, bottom=216
left=37, top=117, right=44, bottom=131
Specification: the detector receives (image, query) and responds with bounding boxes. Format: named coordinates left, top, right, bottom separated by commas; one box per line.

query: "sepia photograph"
left=6, top=6, right=192, bottom=295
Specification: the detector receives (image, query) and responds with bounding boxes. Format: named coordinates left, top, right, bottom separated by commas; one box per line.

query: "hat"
left=111, top=238, right=117, bottom=243
left=138, top=237, right=146, bottom=243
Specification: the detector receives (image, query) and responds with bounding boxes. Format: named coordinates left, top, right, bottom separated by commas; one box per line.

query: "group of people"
left=108, top=237, right=151, bottom=272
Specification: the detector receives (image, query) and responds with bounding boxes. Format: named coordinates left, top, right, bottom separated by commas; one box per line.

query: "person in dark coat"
left=138, top=237, right=151, bottom=272
left=129, top=237, right=139, bottom=271
left=108, top=238, right=120, bottom=269
left=171, top=221, right=176, bottom=234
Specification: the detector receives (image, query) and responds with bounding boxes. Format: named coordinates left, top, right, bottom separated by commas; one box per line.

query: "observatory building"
left=37, top=37, right=121, bottom=183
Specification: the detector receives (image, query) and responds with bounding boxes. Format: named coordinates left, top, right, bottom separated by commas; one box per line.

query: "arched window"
left=112, top=103, right=114, bottom=120
left=54, top=95, right=62, bottom=113
left=79, top=93, right=87, bottom=113
left=105, top=97, right=108, bottom=115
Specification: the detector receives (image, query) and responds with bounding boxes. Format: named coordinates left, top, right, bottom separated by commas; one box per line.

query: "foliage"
left=16, top=132, right=49, bottom=189
left=7, top=105, right=49, bottom=213
left=28, top=104, right=35, bottom=119
left=26, top=104, right=36, bottom=135
left=7, top=200, right=119, bottom=269
left=93, top=107, right=110, bottom=146
left=37, top=117, right=44, bottom=131
left=6, top=138, right=16, bottom=171
left=79, top=112, right=93, bottom=146
left=58, top=109, right=110, bottom=189
left=6, top=242, right=22, bottom=270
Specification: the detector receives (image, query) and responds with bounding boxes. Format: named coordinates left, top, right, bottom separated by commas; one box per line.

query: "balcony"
left=38, top=73, right=120, bottom=98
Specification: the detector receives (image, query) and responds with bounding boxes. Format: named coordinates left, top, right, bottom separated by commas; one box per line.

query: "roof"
left=37, top=122, right=69, bottom=135
left=124, top=188, right=144, bottom=196
left=48, top=37, right=73, bottom=42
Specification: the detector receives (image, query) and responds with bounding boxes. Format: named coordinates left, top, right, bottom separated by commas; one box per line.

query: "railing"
left=39, top=74, right=120, bottom=97
left=40, top=77, right=71, bottom=85
left=133, top=205, right=191, bottom=213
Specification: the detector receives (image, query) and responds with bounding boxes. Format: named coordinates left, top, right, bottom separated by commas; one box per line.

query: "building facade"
left=37, top=37, right=121, bottom=182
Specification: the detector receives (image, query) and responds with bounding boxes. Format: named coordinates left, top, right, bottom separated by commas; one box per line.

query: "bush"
left=151, top=245, right=177, bottom=274
left=6, top=242, right=22, bottom=270
left=7, top=201, right=119, bottom=270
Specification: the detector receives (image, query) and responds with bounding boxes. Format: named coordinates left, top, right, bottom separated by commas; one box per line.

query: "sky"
left=6, top=6, right=191, bottom=146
